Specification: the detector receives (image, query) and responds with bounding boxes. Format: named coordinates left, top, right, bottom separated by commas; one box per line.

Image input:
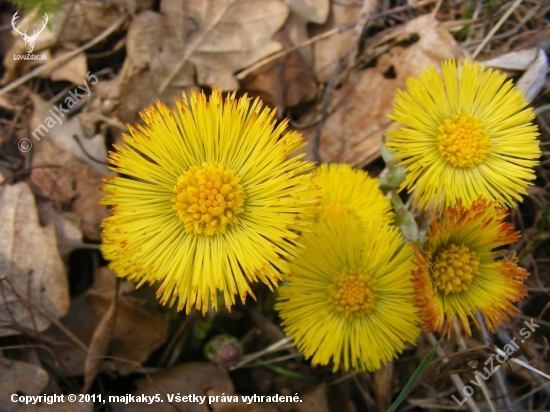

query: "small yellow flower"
left=412, top=197, right=529, bottom=338
left=314, top=163, right=393, bottom=225
left=276, top=216, right=420, bottom=372
left=386, top=59, right=540, bottom=211
left=100, top=89, right=318, bottom=314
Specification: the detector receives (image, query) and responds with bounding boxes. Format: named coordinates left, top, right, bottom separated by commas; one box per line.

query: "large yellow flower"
left=314, top=163, right=393, bottom=224
left=276, top=216, right=420, bottom=372
left=412, top=197, right=529, bottom=338
left=100, top=89, right=318, bottom=314
left=386, top=59, right=540, bottom=211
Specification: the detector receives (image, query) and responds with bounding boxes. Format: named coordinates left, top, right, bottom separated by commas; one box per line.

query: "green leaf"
left=9, top=0, right=61, bottom=19
left=395, top=207, right=418, bottom=241
left=379, top=138, right=407, bottom=191
left=386, top=340, right=441, bottom=412
left=391, top=191, right=418, bottom=241
left=378, top=167, right=406, bottom=192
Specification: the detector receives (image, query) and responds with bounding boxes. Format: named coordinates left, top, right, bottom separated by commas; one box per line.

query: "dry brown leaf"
left=311, top=0, right=361, bottom=83
left=83, top=281, right=119, bottom=393
left=118, top=0, right=289, bottom=125
left=29, top=93, right=107, bottom=176
left=182, top=0, right=289, bottom=90
left=117, top=10, right=196, bottom=125
left=484, top=48, right=548, bottom=102
left=46, top=295, right=94, bottom=377
left=292, top=384, right=330, bottom=412
left=207, top=388, right=278, bottom=412
left=301, top=14, right=465, bottom=167
left=240, top=30, right=318, bottom=113
left=47, top=268, right=169, bottom=377
left=283, top=0, right=330, bottom=66
left=112, top=363, right=234, bottom=412
left=30, top=139, right=108, bottom=240
left=37, top=203, right=84, bottom=259
left=0, top=182, right=69, bottom=337
left=52, top=1, right=129, bottom=44
left=86, top=276, right=170, bottom=375
left=48, top=51, right=88, bottom=85
left=373, top=364, right=393, bottom=411
left=0, top=357, right=49, bottom=405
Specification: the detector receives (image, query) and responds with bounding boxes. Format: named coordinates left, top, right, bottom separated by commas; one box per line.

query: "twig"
left=71, top=134, right=108, bottom=165
left=472, top=0, right=524, bottom=58
left=158, top=0, right=238, bottom=94
left=427, top=333, right=481, bottom=412
left=0, top=14, right=128, bottom=97
left=230, top=336, right=293, bottom=370
left=312, top=58, right=347, bottom=163
left=158, top=310, right=195, bottom=366
left=346, top=0, right=377, bottom=73
left=476, top=311, right=513, bottom=411
left=455, top=331, right=496, bottom=412
left=0, top=276, right=88, bottom=353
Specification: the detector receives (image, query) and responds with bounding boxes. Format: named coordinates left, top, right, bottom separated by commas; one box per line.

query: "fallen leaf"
left=30, top=139, right=108, bottom=240
left=181, top=0, right=289, bottom=90
left=29, top=93, right=107, bottom=176
left=117, top=10, right=196, bottom=125
left=47, top=268, right=169, bottom=377
left=373, top=364, right=393, bottom=411
left=86, top=277, right=170, bottom=375
left=292, top=384, right=330, bottom=412
left=283, top=0, right=330, bottom=66
left=52, top=1, right=130, bottom=43
left=483, top=48, right=540, bottom=71
left=240, top=30, right=318, bottom=113
left=46, top=295, right=94, bottom=377
left=83, top=281, right=119, bottom=393
left=118, top=0, right=289, bottom=125
left=301, top=14, right=465, bottom=167
left=484, top=48, right=548, bottom=102
left=0, top=182, right=69, bottom=337
left=48, top=51, right=88, bottom=85
left=311, top=0, right=361, bottom=83
left=112, top=363, right=234, bottom=412
left=37, top=203, right=84, bottom=259
left=0, top=357, right=49, bottom=405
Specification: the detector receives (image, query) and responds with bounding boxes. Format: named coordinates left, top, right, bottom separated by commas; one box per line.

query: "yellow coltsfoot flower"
left=276, top=216, right=420, bottom=372
left=100, top=89, right=318, bottom=314
left=386, top=59, right=540, bottom=211
left=412, top=197, right=529, bottom=338
left=314, top=163, right=393, bottom=225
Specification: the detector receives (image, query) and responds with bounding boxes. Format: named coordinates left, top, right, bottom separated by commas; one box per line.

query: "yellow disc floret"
left=320, top=201, right=348, bottom=220
left=437, top=113, right=490, bottom=169
left=328, top=266, right=378, bottom=320
left=172, top=162, right=245, bottom=236
left=431, top=244, right=480, bottom=294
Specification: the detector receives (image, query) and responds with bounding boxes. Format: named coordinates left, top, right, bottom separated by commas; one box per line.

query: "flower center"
left=432, top=244, right=480, bottom=294
left=437, top=113, right=490, bottom=168
left=327, top=266, right=378, bottom=320
left=172, top=162, right=245, bottom=236
left=320, top=201, right=348, bottom=220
